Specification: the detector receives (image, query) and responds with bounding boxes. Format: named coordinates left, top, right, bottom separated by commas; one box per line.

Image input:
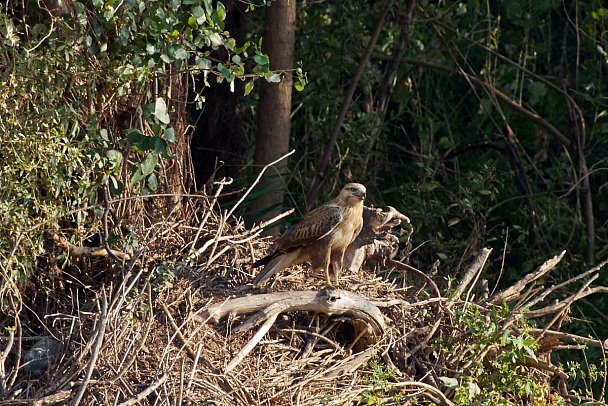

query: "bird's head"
left=339, top=183, right=366, bottom=203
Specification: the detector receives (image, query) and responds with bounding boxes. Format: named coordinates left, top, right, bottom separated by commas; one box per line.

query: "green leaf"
left=203, top=0, right=213, bottom=16
left=130, top=165, right=145, bottom=185
left=244, top=80, right=254, bottom=96
left=108, top=175, right=124, bottom=195
left=126, top=129, right=150, bottom=152
left=192, top=6, right=205, bottom=24
left=217, top=63, right=232, bottom=80
left=141, top=103, right=156, bottom=122
left=162, top=147, right=176, bottom=160
left=153, top=137, right=167, bottom=154
left=147, top=173, right=158, bottom=191
left=501, top=329, right=511, bottom=345
left=438, top=376, right=459, bottom=388
left=173, top=45, right=188, bottom=59
left=234, top=41, right=250, bottom=54
left=164, top=127, right=176, bottom=143
left=252, top=64, right=269, bottom=75
left=154, top=98, right=171, bottom=124
left=447, top=218, right=460, bottom=227
left=528, top=81, right=547, bottom=106
left=209, top=33, right=223, bottom=48
left=216, top=2, right=226, bottom=21
left=140, top=154, right=158, bottom=176
left=146, top=42, right=156, bottom=54
left=254, top=52, right=269, bottom=66
left=105, top=149, right=122, bottom=171
left=196, top=57, right=212, bottom=70
left=468, top=382, right=481, bottom=398
left=264, top=72, right=281, bottom=83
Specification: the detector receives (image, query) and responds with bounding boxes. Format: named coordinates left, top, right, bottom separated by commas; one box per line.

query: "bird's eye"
left=350, top=187, right=357, bottom=192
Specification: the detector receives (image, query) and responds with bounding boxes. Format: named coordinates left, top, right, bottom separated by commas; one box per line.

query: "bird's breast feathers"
left=326, top=205, right=363, bottom=248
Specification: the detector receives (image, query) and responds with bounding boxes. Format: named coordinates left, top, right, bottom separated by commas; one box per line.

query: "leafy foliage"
left=0, top=0, right=273, bottom=308
left=288, top=0, right=608, bottom=284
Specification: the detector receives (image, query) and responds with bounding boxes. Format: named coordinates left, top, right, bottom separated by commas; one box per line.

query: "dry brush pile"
left=1, top=179, right=607, bottom=406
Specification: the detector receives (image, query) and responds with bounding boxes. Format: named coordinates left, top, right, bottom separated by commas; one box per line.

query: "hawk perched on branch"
left=252, top=183, right=366, bottom=287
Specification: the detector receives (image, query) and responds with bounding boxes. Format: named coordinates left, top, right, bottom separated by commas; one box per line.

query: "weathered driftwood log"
left=195, top=289, right=387, bottom=372
left=199, top=289, right=385, bottom=333
left=343, top=206, right=410, bottom=272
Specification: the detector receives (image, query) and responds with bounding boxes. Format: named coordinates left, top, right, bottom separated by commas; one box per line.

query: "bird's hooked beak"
left=356, top=190, right=366, bottom=200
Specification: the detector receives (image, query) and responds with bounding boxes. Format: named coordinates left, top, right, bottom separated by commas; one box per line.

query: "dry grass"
left=1, top=184, right=603, bottom=405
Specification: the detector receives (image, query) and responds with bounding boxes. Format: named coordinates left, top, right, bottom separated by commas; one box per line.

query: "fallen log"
left=194, top=288, right=387, bottom=372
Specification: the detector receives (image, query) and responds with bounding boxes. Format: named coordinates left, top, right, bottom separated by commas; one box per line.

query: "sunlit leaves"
left=294, top=67, right=307, bottom=91
left=264, top=72, right=281, bottom=83
left=0, top=0, right=291, bottom=287
left=244, top=80, right=254, bottom=96
left=164, top=127, right=176, bottom=143
left=130, top=153, right=158, bottom=185
left=154, top=98, right=171, bottom=124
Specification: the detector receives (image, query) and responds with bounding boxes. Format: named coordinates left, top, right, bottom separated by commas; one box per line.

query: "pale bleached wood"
left=197, top=289, right=386, bottom=337
left=195, top=289, right=386, bottom=373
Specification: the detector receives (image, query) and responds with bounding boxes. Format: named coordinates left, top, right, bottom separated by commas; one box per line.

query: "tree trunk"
left=250, top=0, right=296, bottom=233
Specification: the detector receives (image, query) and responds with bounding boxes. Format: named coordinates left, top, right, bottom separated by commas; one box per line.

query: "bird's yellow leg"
left=324, top=268, right=332, bottom=287
left=331, top=251, right=345, bottom=287
left=323, top=250, right=333, bottom=287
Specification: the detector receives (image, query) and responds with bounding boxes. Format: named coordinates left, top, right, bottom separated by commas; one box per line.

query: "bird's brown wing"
left=251, top=204, right=345, bottom=287
left=273, top=203, right=344, bottom=253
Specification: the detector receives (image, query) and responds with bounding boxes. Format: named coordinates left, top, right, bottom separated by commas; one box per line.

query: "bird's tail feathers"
left=252, top=251, right=298, bottom=288
left=252, top=255, right=272, bottom=268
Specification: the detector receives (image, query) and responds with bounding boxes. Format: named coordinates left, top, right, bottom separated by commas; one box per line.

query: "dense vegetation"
left=1, top=0, right=607, bottom=404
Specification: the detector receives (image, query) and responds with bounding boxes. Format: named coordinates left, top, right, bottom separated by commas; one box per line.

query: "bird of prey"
left=252, top=183, right=366, bottom=288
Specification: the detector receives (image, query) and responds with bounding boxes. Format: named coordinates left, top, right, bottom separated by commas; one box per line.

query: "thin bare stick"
left=177, top=359, right=185, bottom=406
left=185, top=343, right=203, bottom=399
left=162, top=303, right=195, bottom=358
left=388, top=381, right=456, bottom=406
left=540, top=274, right=598, bottom=338
left=277, top=328, right=343, bottom=352
left=206, top=212, right=228, bottom=266
left=529, top=328, right=608, bottom=349
left=227, top=149, right=295, bottom=220
left=0, top=324, right=14, bottom=395
left=225, top=311, right=279, bottom=373
left=117, top=366, right=173, bottom=406
left=71, top=288, right=108, bottom=406
left=185, top=151, right=295, bottom=263
left=488, top=250, right=566, bottom=305
left=401, top=58, right=571, bottom=147
left=108, top=282, right=154, bottom=384
left=206, top=244, right=232, bottom=267
left=233, top=302, right=290, bottom=334
left=249, top=208, right=295, bottom=234
left=519, top=257, right=608, bottom=311
left=189, top=179, right=229, bottom=255
left=385, top=259, right=441, bottom=298
left=527, top=281, right=607, bottom=319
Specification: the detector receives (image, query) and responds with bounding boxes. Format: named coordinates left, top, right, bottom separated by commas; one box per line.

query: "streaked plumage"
left=252, top=183, right=366, bottom=287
